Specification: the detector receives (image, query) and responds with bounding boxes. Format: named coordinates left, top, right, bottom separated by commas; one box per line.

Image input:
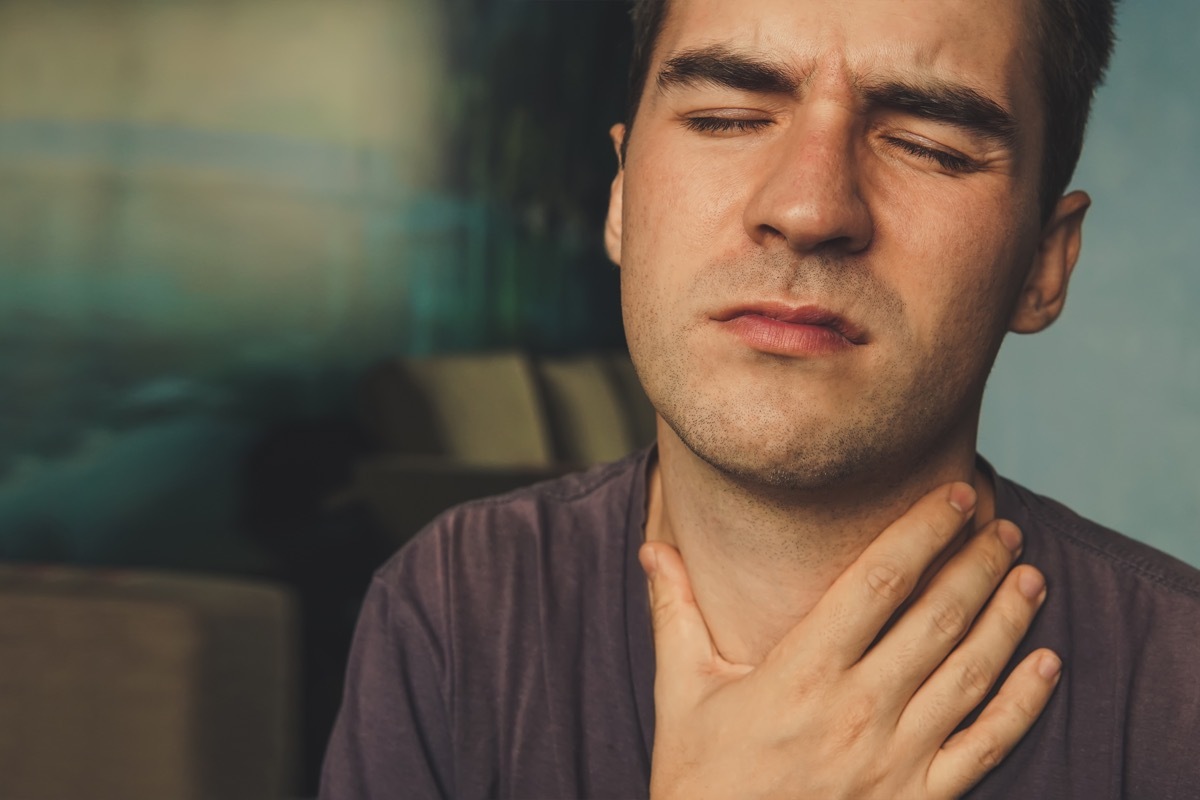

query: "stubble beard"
left=624, top=251, right=983, bottom=499
left=646, top=344, right=947, bottom=497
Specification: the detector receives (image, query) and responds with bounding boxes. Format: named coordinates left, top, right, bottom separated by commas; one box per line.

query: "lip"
left=712, top=303, right=867, bottom=356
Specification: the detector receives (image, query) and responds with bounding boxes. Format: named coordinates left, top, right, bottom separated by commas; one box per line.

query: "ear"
left=1009, top=190, right=1091, bottom=334
left=605, top=123, right=626, bottom=266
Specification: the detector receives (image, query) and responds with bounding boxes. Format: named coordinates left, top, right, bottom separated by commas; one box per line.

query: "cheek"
left=623, top=137, right=753, bottom=283
left=876, top=178, right=1029, bottom=348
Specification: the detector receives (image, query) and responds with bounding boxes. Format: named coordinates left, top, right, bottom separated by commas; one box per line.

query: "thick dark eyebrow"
left=656, top=45, right=800, bottom=96
left=656, top=45, right=1020, bottom=152
left=860, top=79, right=1020, bottom=150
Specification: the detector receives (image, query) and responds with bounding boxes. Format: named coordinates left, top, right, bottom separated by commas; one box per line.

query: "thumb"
left=639, top=542, right=720, bottom=698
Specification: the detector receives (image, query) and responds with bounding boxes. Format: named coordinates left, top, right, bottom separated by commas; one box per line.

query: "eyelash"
left=884, top=136, right=978, bottom=174
left=682, top=117, right=773, bottom=134
left=683, top=117, right=979, bottom=174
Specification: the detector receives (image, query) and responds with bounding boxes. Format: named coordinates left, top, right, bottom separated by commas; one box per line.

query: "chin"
left=703, top=446, right=870, bottom=492
left=664, top=404, right=883, bottom=493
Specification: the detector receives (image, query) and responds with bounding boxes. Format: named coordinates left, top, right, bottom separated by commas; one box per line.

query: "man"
left=321, top=0, right=1200, bottom=797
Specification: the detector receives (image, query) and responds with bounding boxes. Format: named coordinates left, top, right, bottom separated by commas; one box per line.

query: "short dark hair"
left=620, top=0, right=1119, bottom=220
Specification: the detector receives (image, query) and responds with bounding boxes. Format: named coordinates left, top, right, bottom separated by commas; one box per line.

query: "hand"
left=641, top=482, right=1059, bottom=800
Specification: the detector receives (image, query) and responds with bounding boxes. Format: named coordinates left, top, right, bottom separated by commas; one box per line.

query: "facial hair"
left=623, top=247, right=988, bottom=498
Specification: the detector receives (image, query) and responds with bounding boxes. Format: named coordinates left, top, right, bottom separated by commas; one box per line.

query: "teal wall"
left=979, top=2, right=1200, bottom=565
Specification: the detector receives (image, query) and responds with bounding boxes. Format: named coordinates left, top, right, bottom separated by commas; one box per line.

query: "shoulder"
left=367, top=449, right=648, bottom=631
left=999, top=475, right=1200, bottom=606
left=999, top=474, right=1200, bottom=707
left=995, top=476, right=1200, bottom=789
left=377, top=450, right=646, bottom=576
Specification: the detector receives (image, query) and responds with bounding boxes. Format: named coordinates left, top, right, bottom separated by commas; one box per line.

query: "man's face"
left=609, top=0, right=1081, bottom=492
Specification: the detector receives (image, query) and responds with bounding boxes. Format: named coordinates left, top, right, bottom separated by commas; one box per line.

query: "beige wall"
left=0, top=0, right=445, bottom=150
left=0, top=0, right=448, bottom=342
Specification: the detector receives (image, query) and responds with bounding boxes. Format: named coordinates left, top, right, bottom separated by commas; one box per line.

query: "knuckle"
left=929, top=600, right=970, bottom=642
left=973, top=733, right=1005, bottom=771
left=993, top=605, right=1029, bottom=644
left=955, top=656, right=994, bottom=700
left=1010, top=691, right=1043, bottom=724
left=652, top=600, right=682, bottom=633
left=913, top=515, right=947, bottom=546
left=833, top=693, right=878, bottom=746
left=786, top=671, right=819, bottom=705
left=865, top=562, right=910, bottom=603
left=976, top=538, right=1010, bottom=583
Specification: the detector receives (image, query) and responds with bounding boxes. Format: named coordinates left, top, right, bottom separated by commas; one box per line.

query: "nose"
left=742, top=110, right=873, bottom=255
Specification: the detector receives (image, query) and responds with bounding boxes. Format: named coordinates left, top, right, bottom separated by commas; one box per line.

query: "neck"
left=644, top=421, right=997, bottom=666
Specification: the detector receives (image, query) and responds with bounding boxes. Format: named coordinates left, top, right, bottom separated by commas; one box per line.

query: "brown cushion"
left=359, top=352, right=554, bottom=466
left=0, top=566, right=296, bottom=800
left=537, top=355, right=639, bottom=464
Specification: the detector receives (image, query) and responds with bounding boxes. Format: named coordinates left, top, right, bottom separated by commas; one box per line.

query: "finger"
left=925, top=647, right=1061, bottom=799
left=900, top=564, right=1047, bottom=742
left=639, top=542, right=725, bottom=704
left=861, top=519, right=1021, bottom=704
left=776, top=482, right=977, bottom=670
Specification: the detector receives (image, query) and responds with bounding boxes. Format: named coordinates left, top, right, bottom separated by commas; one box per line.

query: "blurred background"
left=0, top=0, right=1195, bottom=797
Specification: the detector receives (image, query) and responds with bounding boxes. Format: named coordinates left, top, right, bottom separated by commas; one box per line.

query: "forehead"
left=655, top=0, right=1039, bottom=112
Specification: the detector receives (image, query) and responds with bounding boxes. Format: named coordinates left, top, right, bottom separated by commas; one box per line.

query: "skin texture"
left=641, top=483, right=1059, bottom=799
left=614, top=0, right=1080, bottom=498
left=603, top=0, right=1091, bottom=795
left=606, top=0, right=1089, bottom=665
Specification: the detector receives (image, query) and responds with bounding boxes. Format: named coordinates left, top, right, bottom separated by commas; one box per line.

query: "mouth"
left=713, top=302, right=868, bottom=346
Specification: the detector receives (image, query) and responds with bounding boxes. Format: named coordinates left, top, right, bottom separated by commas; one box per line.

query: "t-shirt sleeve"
left=319, top=565, right=455, bottom=800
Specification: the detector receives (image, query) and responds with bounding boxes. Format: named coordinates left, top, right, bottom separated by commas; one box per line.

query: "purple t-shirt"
left=320, top=448, right=1200, bottom=799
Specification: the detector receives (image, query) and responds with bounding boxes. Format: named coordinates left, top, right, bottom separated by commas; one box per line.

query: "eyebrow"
left=656, top=45, right=1020, bottom=150
left=860, top=79, right=1019, bottom=150
left=657, top=45, right=801, bottom=96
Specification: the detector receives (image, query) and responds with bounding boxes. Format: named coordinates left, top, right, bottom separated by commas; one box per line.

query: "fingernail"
left=1018, top=569, right=1045, bottom=600
left=948, top=483, right=977, bottom=514
left=997, top=522, right=1023, bottom=555
left=1038, top=652, right=1062, bottom=680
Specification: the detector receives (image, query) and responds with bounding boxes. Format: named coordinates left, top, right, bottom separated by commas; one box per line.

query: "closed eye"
left=885, top=136, right=979, bottom=174
left=683, top=117, right=981, bottom=175
left=683, top=117, right=774, bottom=135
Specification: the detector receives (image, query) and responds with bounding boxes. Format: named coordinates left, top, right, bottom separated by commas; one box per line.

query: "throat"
left=642, top=444, right=996, bottom=667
